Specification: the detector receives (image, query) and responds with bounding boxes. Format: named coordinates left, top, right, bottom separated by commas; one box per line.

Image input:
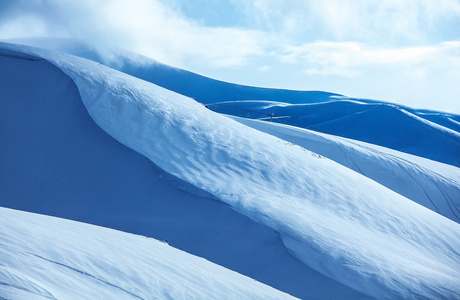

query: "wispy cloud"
left=279, top=41, right=460, bottom=78
left=233, top=0, right=460, bottom=45
left=0, top=0, right=267, bottom=68
left=0, top=0, right=459, bottom=112
left=2, top=0, right=458, bottom=68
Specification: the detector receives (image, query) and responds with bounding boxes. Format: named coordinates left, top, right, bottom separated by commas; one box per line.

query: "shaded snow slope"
left=3, top=43, right=459, bottom=299
left=212, top=100, right=460, bottom=167
left=414, top=110, right=460, bottom=133
left=0, top=47, right=364, bottom=299
left=231, top=116, right=460, bottom=223
left=0, top=207, right=297, bottom=300
left=313, top=103, right=460, bottom=166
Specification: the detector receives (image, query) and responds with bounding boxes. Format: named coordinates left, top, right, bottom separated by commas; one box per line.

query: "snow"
left=231, top=116, right=460, bottom=223
left=10, top=38, right=460, bottom=165
left=0, top=44, right=365, bottom=299
left=1, top=41, right=460, bottom=299
left=208, top=100, right=460, bottom=167
left=0, top=207, right=296, bottom=299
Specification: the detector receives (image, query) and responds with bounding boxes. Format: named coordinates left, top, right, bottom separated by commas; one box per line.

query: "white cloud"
left=274, top=40, right=460, bottom=113
left=232, top=0, right=460, bottom=45
left=1, top=0, right=459, bottom=113
left=0, top=14, right=48, bottom=38
left=259, top=65, right=270, bottom=72
left=279, top=41, right=460, bottom=78
left=0, top=0, right=267, bottom=69
left=2, top=0, right=458, bottom=70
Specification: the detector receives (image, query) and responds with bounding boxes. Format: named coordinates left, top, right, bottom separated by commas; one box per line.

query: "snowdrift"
left=1, top=42, right=460, bottom=299
left=0, top=207, right=296, bottom=299
left=0, top=45, right=362, bottom=299
left=10, top=38, right=460, bottom=166
left=232, top=116, right=460, bottom=223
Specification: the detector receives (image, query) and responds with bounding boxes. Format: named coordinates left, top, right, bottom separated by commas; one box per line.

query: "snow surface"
left=0, top=49, right=363, bottom=299
left=0, top=207, right=296, bottom=299
left=3, top=37, right=341, bottom=104
left=9, top=38, right=459, bottom=166
left=209, top=100, right=460, bottom=167
left=1, top=41, right=460, bottom=299
left=231, top=116, right=460, bottom=223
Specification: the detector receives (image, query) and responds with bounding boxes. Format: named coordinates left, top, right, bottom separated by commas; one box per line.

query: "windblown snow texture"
left=231, top=116, right=460, bottom=223
left=11, top=38, right=460, bottom=166
left=0, top=45, right=362, bottom=299
left=1, top=41, right=460, bottom=299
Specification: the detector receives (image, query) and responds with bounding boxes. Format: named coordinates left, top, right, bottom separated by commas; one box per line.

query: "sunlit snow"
left=1, top=41, right=460, bottom=299
left=0, top=207, right=296, bottom=299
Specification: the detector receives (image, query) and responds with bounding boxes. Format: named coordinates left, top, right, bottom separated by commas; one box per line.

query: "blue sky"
left=1, top=0, right=460, bottom=113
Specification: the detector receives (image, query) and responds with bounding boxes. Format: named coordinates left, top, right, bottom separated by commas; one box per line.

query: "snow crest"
left=231, top=116, right=460, bottom=223
left=2, top=42, right=460, bottom=299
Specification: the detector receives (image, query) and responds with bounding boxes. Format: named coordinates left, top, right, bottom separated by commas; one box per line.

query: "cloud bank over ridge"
left=1, top=0, right=459, bottom=113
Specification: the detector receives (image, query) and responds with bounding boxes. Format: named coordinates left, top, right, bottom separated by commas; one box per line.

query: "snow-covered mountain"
left=13, top=38, right=460, bottom=166
left=212, top=100, right=460, bottom=167
left=1, top=41, right=459, bottom=299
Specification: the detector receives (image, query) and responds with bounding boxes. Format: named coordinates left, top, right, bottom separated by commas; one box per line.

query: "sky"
left=1, top=0, right=460, bottom=113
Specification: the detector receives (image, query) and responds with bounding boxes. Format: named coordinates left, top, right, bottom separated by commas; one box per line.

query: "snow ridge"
left=231, top=116, right=460, bottom=223
left=1, top=42, right=460, bottom=299
left=0, top=46, right=364, bottom=299
left=210, top=99, right=460, bottom=167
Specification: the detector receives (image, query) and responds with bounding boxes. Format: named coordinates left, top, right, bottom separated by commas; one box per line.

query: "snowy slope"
left=9, top=38, right=460, bottom=166
left=0, top=45, right=364, bottom=299
left=211, top=100, right=460, bottom=167
left=3, top=38, right=340, bottom=104
left=9, top=38, right=460, bottom=128
left=0, top=207, right=297, bottom=300
left=2, top=43, right=459, bottom=299
left=231, top=116, right=460, bottom=223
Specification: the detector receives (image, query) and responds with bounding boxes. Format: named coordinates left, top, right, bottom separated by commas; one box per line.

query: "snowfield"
left=1, top=41, right=460, bottom=299
left=0, top=46, right=363, bottom=299
left=0, top=207, right=296, bottom=299
left=231, top=116, right=460, bottom=223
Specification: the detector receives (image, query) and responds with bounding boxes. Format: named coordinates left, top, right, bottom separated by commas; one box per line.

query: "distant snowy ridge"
left=211, top=99, right=460, bottom=167
left=9, top=38, right=460, bottom=167
left=0, top=207, right=296, bottom=299
left=1, top=42, right=460, bottom=299
left=3, top=37, right=341, bottom=103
